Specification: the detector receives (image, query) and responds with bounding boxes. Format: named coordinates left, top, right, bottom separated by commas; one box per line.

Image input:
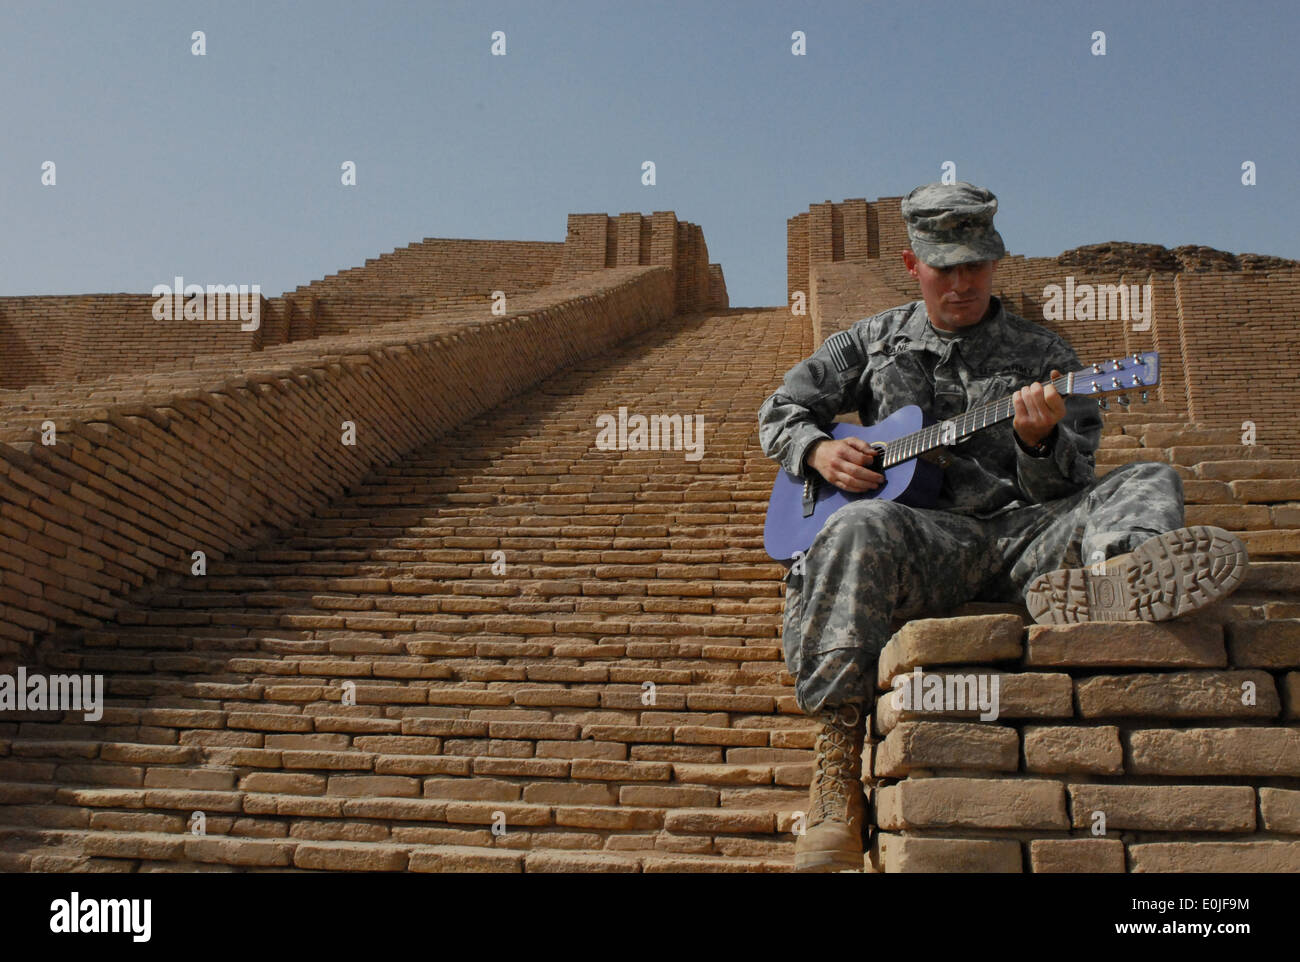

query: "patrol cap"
left=900, top=181, right=1007, bottom=268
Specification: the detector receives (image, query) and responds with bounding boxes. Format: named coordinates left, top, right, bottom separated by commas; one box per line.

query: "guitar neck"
left=877, top=375, right=1070, bottom=469
left=874, top=350, right=1160, bottom=470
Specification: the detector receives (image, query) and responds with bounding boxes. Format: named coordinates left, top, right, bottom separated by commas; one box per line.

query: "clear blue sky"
left=3, top=0, right=1296, bottom=307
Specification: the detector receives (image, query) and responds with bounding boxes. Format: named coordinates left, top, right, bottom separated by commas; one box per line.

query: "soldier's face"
left=903, top=252, right=998, bottom=330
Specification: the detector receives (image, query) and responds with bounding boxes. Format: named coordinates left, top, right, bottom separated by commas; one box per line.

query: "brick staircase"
left=2, top=308, right=1297, bottom=872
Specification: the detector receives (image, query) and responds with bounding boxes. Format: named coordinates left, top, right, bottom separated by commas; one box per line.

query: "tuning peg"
left=1092, top=363, right=1102, bottom=373
left=1131, top=353, right=1142, bottom=365
left=1099, top=397, right=1109, bottom=410
left=1117, top=394, right=1131, bottom=407
left=1140, top=390, right=1149, bottom=402
left=1111, top=358, right=1121, bottom=369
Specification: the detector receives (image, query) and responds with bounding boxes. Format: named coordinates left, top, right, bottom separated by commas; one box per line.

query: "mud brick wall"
left=0, top=297, right=78, bottom=386
left=556, top=212, right=727, bottom=315
left=1135, top=273, right=1183, bottom=408
left=707, top=264, right=729, bottom=311
left=1175, top=270, right=1300, bottom=459
left=996, top=261, right=1137, bottom=366
left=0, top=267, right=676, bottom=661
left=789, top=196, right=911, bottom=307
left=786, top=212, right=809, bottom=311
left=290, top=239, right=565, bottom=300
left=285, top=295, right=450, bottom=340
left=808, top=261, right=913, bottom=347
left=869, top=611, right=1300, bottom=873
left=0, top=295, right=262, bottom=390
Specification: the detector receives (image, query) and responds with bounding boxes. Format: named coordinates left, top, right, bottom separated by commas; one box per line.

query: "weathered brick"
left=1023, top=725, right=1123, bottom=775
left=326, top=775, right=420, bottom=797
left=1227, top=619, right=1300, bottom=668
left=293, top=841, right=408, bottom=871
left=1127, top=728, right=1300, bottom=776
left=874, top=721, right=1018, bottom=777
left=876, top=778, right=1067, bottom=830
left=1129, top=841, right=1300, bottom=873
left=1076, top=669, right=1278, bottom=718
left=663, top=809, right=774, bottom=834
left=1068, top=784, right=1255, bottom=832
left=1026, top=620, right=1225, bottom=667
left=408, top=847, right=522, bottom=873
left=876, top=834, right=1021, bottom=873
left=877, top=614, right=1024, bottom=687
left=1029, top=839, right=1125, bottom=873
left=1259, top=788, right=1300, bottom=833
left=239, top=772, right=328, bottom=795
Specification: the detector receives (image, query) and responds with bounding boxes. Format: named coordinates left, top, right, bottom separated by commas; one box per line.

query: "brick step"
left=0, top=779, right=805, bottom=839
left=1102, top=419, right=1204, bottom=434
left=1127, top=426, right=1247, bottom=447
left=1170, top=445, right=1275, bottom=465
left=0, top=726, right=810, bottom=781
left=1095, top=462, right=1194, bottom=480
left=0, top=772, right=801, bottom=826
left=1225, top=479, right=1300, bottom=503
left=1239, top=529, right=1300, bottom=557
left=257, top=531, right=766, bottom=551
left=1095, top=445, right=1274, bottom=466
left=1095, top=448, right=1176, bottom=466
left=228, top=549, right=771, bottom=567
left=1094, top=408, right=1192, bottom=428
left=1193, top=459, right=1300, bottom=481
left=0, top=825, right=793, bottom=872
left=75, top=628, right=782, bottom=657
left=45, top=639, right=793, bottom=673
left=134, top=571, right=781, bottom=599
left=1184, top=503, right=1287, bottom=529
left=3, top=721, right=814, bottom=768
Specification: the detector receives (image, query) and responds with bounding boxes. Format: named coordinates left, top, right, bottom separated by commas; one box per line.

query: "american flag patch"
left=823, top=331, right=862, bottom=372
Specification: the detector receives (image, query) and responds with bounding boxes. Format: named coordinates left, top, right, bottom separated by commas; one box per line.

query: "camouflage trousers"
left=780, top=461, right=1184, bottom=715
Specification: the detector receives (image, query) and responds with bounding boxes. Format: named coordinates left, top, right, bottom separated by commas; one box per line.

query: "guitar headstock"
left=1066, top=352, right=1160, bottom=408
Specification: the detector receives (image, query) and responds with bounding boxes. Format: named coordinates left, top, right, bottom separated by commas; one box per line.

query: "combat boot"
left=1026, top=525, right=1248, bottom=625
left=794, top=702, right=867, bottom=873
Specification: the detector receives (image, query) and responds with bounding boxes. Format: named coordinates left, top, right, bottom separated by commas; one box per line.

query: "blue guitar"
left=763, top=352, right=1161, bottom=563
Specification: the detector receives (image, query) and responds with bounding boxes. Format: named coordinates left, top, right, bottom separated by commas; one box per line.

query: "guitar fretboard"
left=877, top=372, right=1072, bottom=469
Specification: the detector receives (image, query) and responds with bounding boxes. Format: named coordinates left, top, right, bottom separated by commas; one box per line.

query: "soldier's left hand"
left=1013, top=369, right=1066, bottom=447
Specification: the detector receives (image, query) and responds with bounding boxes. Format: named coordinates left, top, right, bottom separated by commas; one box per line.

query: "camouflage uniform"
left=759, top=295, right=1185, bottom=715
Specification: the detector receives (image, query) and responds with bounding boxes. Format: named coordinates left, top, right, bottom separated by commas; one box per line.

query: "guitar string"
left=878, top=372, right=1077, bottom=470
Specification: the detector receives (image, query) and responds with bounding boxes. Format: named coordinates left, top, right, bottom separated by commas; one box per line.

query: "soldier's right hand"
left=806, top=437, right=884, bottom=493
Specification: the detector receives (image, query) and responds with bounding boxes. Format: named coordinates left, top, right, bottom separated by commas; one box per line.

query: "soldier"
left=757, top=181, right=1249, bottom=872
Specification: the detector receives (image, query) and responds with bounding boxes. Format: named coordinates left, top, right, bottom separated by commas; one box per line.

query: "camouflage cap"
left=901, top=181, right=1007, bottom=268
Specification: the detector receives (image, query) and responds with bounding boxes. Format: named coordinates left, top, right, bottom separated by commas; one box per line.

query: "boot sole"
left=1026, top=525, right=1248, bottom=625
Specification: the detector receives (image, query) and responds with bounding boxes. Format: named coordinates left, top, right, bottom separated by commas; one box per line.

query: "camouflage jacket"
left=757, top=297, right=1105, bottom=519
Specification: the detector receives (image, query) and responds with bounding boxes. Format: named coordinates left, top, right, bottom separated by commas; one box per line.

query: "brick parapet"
left=869, top=612, right=1300, bottom=872
left=0, top=267, right=675, bottom=652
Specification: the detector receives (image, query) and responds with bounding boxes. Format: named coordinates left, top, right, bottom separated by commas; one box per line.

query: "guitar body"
left=762, top=351, right=1161, bottom=565
left=763, top=405, right=944, bottom=564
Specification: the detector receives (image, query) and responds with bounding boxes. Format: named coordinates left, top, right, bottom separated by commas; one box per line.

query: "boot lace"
left=809, top=704, right=862, bottom=825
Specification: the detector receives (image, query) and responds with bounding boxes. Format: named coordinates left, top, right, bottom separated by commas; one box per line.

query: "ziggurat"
left=1, top=198, right=1298, bottom=873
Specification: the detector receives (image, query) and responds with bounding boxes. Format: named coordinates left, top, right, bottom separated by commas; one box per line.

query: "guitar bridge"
left=801, top=475, right=819, bottom=518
